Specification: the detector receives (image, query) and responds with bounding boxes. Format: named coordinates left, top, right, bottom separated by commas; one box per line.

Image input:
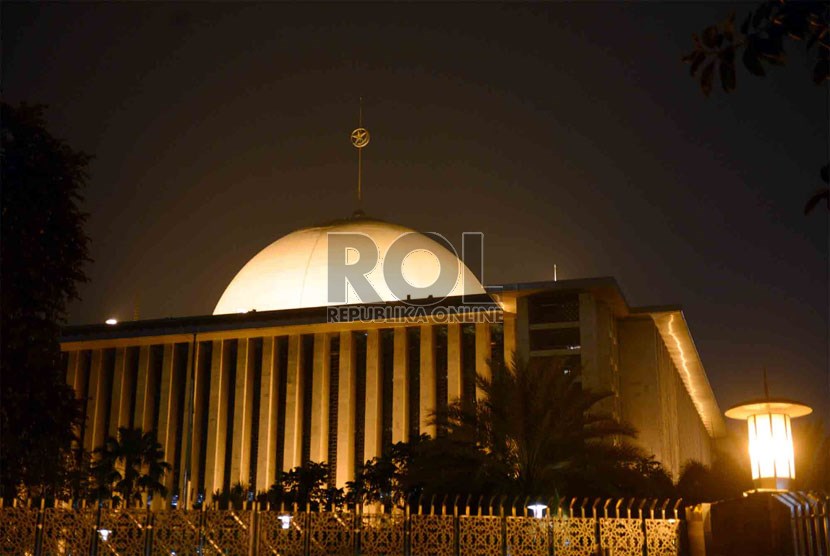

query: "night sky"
left=4, top=2, right=828, bottom=425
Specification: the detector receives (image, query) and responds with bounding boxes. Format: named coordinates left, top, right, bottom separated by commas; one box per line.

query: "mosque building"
left=60, top=125, right=725, bottom=508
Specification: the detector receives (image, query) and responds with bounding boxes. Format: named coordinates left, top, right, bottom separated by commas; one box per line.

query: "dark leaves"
left=689, top=51, right=707, bottom=76
left=752, top=1, right=771, bottom=29
left=742, top=46, right=767, bottom=77
left=719, top=46, right=737, bottom=92
left=702, top=25, right=722, bottom=48
left=804, top=189, right=829, bottom=214
left=723, top=11, right=736, bottom=43
left=813, top=59, right=829, bottom=84
left=685, top=1, right=830, bottom=96
left=700, top=61, right=716, bottom=97
left=804, top=166, right=829, bottom=214
left=740, top=11, right=752, bottom=35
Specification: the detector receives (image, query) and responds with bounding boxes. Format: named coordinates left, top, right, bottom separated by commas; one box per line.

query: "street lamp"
left=725, top=398, right=811, bottom=491
left=527, top=503, right=548, bottom=519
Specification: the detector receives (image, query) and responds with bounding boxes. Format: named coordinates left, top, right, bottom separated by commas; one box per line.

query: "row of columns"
left=65, top=320, right=513, bottom=507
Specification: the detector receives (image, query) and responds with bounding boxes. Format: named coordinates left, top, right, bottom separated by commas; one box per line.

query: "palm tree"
left=441, top=357, right=643, bottom=497
left=90, top=427, right=171, bottom=506
left=89, top=439, right=121, bottom=504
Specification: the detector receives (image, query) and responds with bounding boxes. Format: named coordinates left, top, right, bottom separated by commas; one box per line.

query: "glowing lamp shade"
left=527, top=503, right=548, bottom=518
left=725, top=399, right=811, bottom=491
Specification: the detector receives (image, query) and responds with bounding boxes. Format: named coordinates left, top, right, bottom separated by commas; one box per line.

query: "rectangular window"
left=528, top=293, right=580, bottom=324
left=529, top=327, right=581, bottom=351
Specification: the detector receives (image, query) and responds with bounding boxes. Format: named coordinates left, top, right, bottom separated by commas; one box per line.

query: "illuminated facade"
left=60, top=216, right=725, bottom=508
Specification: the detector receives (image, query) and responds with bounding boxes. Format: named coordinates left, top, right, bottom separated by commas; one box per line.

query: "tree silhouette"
left=682, top=1, right=829, bottom=213
left=441, top=357, right=643, bottom=497
left=257, top=461, right=344, bottom=510
left=90, top=428, right=172, bottom=506
left=1, top=102, right=91, bottom=502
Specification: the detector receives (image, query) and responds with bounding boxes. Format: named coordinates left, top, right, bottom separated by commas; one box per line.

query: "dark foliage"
left=90, top=427, right=172, bottom=506
left=256, top=461, right=344, bottom=510
left=682, top=2, right=829, bottom=213
left=1, top=102, right=91, bottom=500
left=676, top=452, right=753, bottom=505
left=683, top=2, right=828, bottom=95
left=441, top=357, right=648, bottom=498
left=347, top=358, right=672, bottom=504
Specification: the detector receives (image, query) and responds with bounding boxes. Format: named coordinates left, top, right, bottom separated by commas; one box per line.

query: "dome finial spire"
left=350, top=97, right=370, bottom=206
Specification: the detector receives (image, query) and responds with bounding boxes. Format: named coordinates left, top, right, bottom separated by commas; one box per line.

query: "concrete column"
left=108, top=347, right=133, bottom=436
left=66, top=351, right=86, bottom=447
left=419, top=325, right=437, bottom=437
left=475, top=323, right=492, bottom=403
left=336, top=331, right=356, bottom=488
left=363, top=330, right=382, bottom=462
left=66, top=350, right=84, bottom=399
left=204, top=340, right=230, bottom=497
left=446, top=323, right=462, bottom=405
left=578, top=293, right=600, bottom=392
left=282, top=335, right=304, bottom=471
left=256, top=337, right=281, bottom=492
left=309, top=333, right=331, bottom=464
left=230, top=338, right=255, bottom=487
left=84, top=349, right=108, bottom=452
left=156, top=344, right=181, bottom=505
left=180, top=340, right=203, bottom=508
left=391, top=327, right=409, bottom=443
left=133, top=346, right=155, bottom=433
left=503, top=314, right=517, bottom=369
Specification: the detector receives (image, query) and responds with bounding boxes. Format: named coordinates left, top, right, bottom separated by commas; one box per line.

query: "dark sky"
left=4, top=2, right=828, bottom=424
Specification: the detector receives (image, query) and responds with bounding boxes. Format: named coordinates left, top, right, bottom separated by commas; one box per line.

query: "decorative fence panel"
left=599, top=517, right=645, bottom=556
left=360, top=513, right=405, bottom=556
left=41, top=507, right=95, bottom=555
left=552, top=517, right=598, bottom=556
left=458, top=515, right=502, bottom=556
left=644, top=518, right=681, bottom=556
left=505, top=516, right=549, bottom=556
left=97, top=508, right=148, bottom=556
left=202, top=509, right=252, bottom=556
left=307, top=511, right=353, bottom=556
left=258, top=511, right=305, bottom=556
left=0, top=502, right=693, bottom=555
left=152, top=509, right=203, bottom=556
left=0, top=507, right=39, bottom=555
left=409, top=514, right=454, bottom=556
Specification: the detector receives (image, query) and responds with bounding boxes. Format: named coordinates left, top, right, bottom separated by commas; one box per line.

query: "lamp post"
left=527, top=503, right=548, bottom=519
left=725, top=397, right=811, bottom=491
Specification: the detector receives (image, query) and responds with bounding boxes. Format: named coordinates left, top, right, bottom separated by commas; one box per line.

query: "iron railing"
left=0, top=496, right=685, bottom=556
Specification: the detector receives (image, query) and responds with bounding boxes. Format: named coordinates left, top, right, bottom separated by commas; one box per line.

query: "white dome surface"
left=213, top=217, right=485, bottom=314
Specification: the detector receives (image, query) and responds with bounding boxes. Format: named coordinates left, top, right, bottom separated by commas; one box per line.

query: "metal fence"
left=0, top=497, right=684, bottom=556
left=774, top=492, right=830, bottom=556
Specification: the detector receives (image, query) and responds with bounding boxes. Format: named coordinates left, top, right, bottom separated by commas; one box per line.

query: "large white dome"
left=213, top=215, right=486, bottom=314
